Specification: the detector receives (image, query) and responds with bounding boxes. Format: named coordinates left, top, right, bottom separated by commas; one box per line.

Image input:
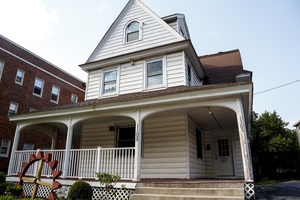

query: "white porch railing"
left=9, top=147, right=135, bottom=180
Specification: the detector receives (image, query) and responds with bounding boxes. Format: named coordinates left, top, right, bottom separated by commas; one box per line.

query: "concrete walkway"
left=255, top=181, right=300, bottom=200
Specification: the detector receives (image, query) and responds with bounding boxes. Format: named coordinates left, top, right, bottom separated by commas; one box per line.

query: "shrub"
left=5, top=185, right=23, bottom=197
left=0, top=182, right=14, bottom=195
left=0, top=172, right=6, bottom=183
left=67, top=181, right=93, bottom=200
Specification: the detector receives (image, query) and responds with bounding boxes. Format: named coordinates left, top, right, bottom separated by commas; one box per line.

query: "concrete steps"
left=130, top=180, right=244, bottom=200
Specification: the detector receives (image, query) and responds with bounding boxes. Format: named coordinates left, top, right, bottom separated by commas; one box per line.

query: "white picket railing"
left=10, top=147, right=135, bottom=180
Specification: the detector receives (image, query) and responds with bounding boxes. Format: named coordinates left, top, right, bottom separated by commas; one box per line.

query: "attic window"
left=125, top=21, right=141, bottom=43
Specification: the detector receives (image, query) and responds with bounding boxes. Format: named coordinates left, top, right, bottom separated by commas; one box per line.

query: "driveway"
left=255, top=181, right=300, bottom=200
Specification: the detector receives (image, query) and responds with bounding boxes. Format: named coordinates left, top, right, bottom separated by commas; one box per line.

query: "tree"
left=251, top=111, right=300, bottom=181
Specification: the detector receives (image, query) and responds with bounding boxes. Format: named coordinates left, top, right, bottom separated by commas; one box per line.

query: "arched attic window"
left=124, top=20, right=142, bottom=43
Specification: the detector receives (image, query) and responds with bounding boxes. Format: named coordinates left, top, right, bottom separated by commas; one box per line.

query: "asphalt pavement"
left=255, top=181, right=300, bottom=200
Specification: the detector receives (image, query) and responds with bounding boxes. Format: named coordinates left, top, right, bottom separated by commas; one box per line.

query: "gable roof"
left=85, top=0, right=185, bottom=64
left=200, top=49, right=250, bottom=84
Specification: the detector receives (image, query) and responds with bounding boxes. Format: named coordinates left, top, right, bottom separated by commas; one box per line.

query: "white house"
left=7, top=0, right=254, bottom=199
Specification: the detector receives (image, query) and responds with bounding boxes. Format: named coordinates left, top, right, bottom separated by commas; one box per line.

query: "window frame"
left=51, top=85, right=60, bottom=103
left=33, top=77, right=44, bottom=97
left=196, top=128, right=203, bottom=159
left=0, top=139, right=11, bottom=158
left=0, top=60, right=5, bottom=82
left=124, top=20, right=143, bottom=44
left=23, top=143, right=34, bottom=150
left=15, top=68, right=25, bottom=85
left=71, top=94, right=78, bottom=104
left=8, top=102, right=18, bottom=116
left=144, top=57, right=166, bottom=89
left=115, top=124, right=136, bottom=148
left=101, top=67, right=119, bottom=96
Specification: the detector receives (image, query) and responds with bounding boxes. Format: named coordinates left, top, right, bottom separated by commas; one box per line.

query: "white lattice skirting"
left=245, top=182, right=255, bottom=199
left=22, top=182, right=131, bottom=200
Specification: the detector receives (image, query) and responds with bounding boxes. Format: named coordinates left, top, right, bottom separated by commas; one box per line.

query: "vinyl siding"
left=119, top=61, right=143, bottom=94
left=86, top=70, right=101, bottom=100
left=188, top=117, right=206, bottom=179
left=167, top=21, right=178, bottom=31
left=233, top=129, right=244, bottom=178
left=93, top=3, right=181, bottom=62
left=204, top=130, right=214, bottom=178
left=184, top=55, right=202, bottom=86
left=166, top=52, right=185, bottom=87
left=141, top=115, right=188, bottom=179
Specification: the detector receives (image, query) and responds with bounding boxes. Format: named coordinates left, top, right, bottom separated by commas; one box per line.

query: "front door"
left=214, top=137, right=234, bottom=177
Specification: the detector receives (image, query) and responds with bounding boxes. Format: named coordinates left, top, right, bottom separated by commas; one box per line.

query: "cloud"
left=0, top=0, right=59, bottom=46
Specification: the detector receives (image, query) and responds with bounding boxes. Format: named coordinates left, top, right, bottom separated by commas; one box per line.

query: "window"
left=0, top=139, right=11, bottom=157
left=23, top=143, right=34, bottom=150
left=33, top=78, right=44, bottom=97
left=51, top=85, right=60, bottom=103
left=125, top=21, right=141, bottom=43
left=0, top=61, right=4, bottom=81
left=187, top=65, right=192, bottom=86
left=8, top=102, right=18, bottom=115
left=15, top=69, right=25, bottom=85
left=146, top=59, right=164, bottom=87
left=196, top=129, right=203, bottom=159
left=116, top=125, right=135, bottom=148
left=102, top=69, right=118, bottom=94
left=71, top=94, right=78, bottom=104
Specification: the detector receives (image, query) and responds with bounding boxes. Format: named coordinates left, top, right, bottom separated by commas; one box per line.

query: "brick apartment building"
left=0, top=35, right=86, bottom=173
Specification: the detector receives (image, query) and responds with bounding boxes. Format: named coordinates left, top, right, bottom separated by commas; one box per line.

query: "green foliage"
left=67, top=181, right=93, bottom=200
left=96, top=172, right=120, bottom=190
left=0, top=182, right=14, bottom=195
left=0, top=195, right=16, bottom=200
left=5, top=185, right=23, bottom=197
left=0, top=172, right=6, bottom=183
left=251, top=111, right=300, bottom=181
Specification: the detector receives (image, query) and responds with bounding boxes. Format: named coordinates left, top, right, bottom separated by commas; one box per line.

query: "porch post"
left=134, top=111, right=142, bottom=181
left=7, top=124, right=20, bottom=175
left=62, top=119, right=73, bottom=178
left=236, top=98, right=255, bottom=199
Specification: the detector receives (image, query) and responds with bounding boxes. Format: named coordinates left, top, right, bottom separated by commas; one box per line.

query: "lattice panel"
left=22, top=182, right=51, bottom=198
left=245, top=182, right=255, bottom=200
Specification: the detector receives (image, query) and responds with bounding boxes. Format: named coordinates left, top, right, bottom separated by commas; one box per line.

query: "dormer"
left=162, top=14, right=191, bottom=39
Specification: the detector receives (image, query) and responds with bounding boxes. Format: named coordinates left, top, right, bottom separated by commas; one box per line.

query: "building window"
left=23, top=143, right=34, bottom=150
left=0, top=139, right=11, bottom=157
left=15, top=69, right=25, bottom=85
left=51, top=85, right=60, bottom=103
left=8, top=102, right=18, bottom=115
left=33, top=78, right=44, bottom=97
left=102, top=68, right=118, bottom=94
left=196, top=129, right=203, bottom=159
left=146, top=59, right=164, bottom=87
left=116, top=125, right=135, bottom=148
left=187, top=65, right=192, bottom=86
left=125, top=21, right=141, bottom=43
left=0, top=61, right=4, bottom=81
left=71, top=94, right=78, bottom=104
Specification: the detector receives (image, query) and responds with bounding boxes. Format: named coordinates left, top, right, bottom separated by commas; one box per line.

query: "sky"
left=0, top=0, right=299, bottom=128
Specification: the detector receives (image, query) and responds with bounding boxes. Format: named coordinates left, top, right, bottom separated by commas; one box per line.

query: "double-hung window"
left=146, top=59, right=164, bottom=87
left=0, top=139, right=11, bottom=157
left=124, top=21, right=142, bottom=43
left=0, top=61, right=4, bottom=81
left=51, top=85, right=60, bottom=103
left=71, top=94, right=78, bottom=104
left=33, top=78, right=44, bottom=97
left=102, top=68, right=118, bottom=95
left=8, top=102, right=18, bottom=115
left=15, top=69, right=25, bottom=85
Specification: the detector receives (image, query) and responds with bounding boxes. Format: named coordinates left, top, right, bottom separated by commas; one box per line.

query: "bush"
left=5, top=185, right=23, bottom=197
left=0, top=172, right=6, bottom=183
left=0, top=182, right=14, bottom=196
left=67, top=181, right=93, bottom=200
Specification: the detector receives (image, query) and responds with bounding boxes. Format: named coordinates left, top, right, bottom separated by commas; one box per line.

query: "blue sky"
left=0, top=0, right=299, bottom=128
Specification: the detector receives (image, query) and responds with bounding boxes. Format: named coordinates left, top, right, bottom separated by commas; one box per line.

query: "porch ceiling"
left=150, top=106, right=237, bottom=130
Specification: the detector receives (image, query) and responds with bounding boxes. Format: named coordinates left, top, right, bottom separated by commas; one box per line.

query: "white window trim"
left=0, top=60, right=4, bottom=82
left=8, top=101, right=18, bottom=116
left=0, top=139, right=11, bottom=158
left=33, top=77, right=44, bottom=97
left=123, top=19, right=143, bottom=44
left=15, top=68, right=25, bottom=85
left=50, top=85, right=60, bottom=104
left=100, top=67, right=120, bottom=97
left=143, top=56, right=166, bottom=90
left=71, top=93, right=78, bottom=104
left=23, top=143, right=34, bottom=150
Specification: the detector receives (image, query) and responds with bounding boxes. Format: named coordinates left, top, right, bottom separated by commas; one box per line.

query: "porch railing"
left=9, top=147, right=135, bottom=180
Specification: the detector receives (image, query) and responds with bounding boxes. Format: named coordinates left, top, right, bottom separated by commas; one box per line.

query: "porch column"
left=235, top=98, right=253, bottom=181
left=134, top=111, right=142, bottom=181
left=8, top=124, right=20, bottom=175
left=62, top=119, right=73, bottom=178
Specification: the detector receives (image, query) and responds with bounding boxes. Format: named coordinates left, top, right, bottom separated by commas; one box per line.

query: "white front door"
left=214, top=137, right=234, bottom=177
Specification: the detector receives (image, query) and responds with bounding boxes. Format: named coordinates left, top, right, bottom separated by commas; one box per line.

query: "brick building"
left=0, top=35, right=86, bottom=173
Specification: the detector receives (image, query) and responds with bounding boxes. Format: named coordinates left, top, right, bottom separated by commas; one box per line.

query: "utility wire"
left=254, top=79, right=300, bottom=95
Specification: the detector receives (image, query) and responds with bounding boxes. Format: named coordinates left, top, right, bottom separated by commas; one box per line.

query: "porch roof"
left=34, top=82, right=249, bottom=112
